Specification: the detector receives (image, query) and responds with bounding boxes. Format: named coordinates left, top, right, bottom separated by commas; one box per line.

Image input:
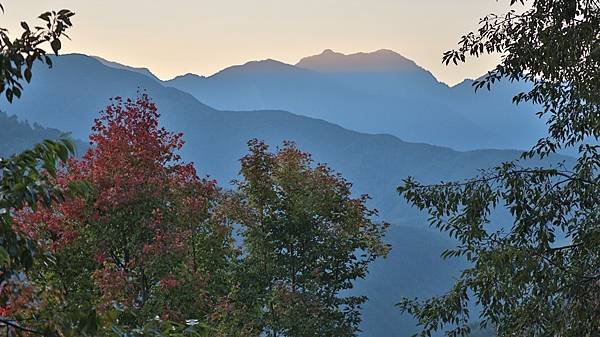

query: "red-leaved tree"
left=11, top=94, right=235, bottom=332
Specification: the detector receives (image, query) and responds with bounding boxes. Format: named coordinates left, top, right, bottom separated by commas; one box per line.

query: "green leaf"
left=24, top=68, right=32, bottom=82
left=51, top=38, right=62, bottom=54
left=6, top=88, right=13, bottom=103
left=0, top=246, right=10, bottom=267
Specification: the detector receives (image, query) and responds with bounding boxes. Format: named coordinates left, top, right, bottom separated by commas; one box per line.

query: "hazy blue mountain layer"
left=93, top=55, right=162, bottom=82
left=2, top=54, right=562, bottom=337
left=3, top=54, right=559, bottom=226
left=0, top=111, right=87, bottom=157
left=162, top=49, right=546, bottom=152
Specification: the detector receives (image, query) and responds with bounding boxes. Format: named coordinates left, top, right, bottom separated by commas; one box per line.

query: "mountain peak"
left=167, top=72, right=206, bottom=83
left=372, top=48, right=399, bottom=56
left=244, top=58, right=290, bottom=69
left=320, top=49, right=341, bottom=56
left=91, top=55, right=161, bottom=81
left=209, top=58, right=304, bottom=79
left=296, top=49, right=421, bottom=73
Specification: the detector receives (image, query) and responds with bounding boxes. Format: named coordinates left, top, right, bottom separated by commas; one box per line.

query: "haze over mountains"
left=2, top=53, right=559, bottom=226
left=164, top=49, right=546, bottom=151
left=0, top=111, right=86, bottom=157
left=0, top=51, right=564, bottom=337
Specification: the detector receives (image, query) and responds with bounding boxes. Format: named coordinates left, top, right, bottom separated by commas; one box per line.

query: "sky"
left=2, top=0, right=515, bottom=86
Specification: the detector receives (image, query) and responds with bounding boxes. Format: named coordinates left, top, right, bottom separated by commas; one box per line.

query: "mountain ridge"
left=296, top=48, right=426, bottom=74
left=163, top=50, right=544, bottom=150
left=92, top=55, right=162, bottom=82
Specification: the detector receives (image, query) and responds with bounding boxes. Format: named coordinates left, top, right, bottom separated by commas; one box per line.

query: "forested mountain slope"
left=0, top=111, right=86, bottom=157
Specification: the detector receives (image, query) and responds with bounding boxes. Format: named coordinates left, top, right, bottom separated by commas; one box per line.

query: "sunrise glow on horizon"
left=2, top=0, right=516, bottom=85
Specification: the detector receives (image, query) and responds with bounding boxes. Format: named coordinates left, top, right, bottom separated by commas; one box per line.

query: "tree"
left=225, top=140, right=389, bottom=337
left=0, top=3, right=74, bottom=102
left=0, top=1, right=75, bottom=279
left=0, top=139, right=77, bottom=308
left=13, top=94, right=236, bottom=335
left=0, top=2, right=76, bottom=335
left=0, top=4, right=224, bottom=337
left=397, top=1, right=600, bottom=337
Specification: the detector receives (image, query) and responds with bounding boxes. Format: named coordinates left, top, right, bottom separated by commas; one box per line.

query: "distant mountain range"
left=2, top=54, right=560, bottom=226
left=162, top=49, right=546, bottom=151
left=0, top=52, right=565, bottom=337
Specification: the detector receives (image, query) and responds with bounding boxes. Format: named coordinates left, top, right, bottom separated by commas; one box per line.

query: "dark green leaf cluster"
left=0, top=4, right=83, bottom=335
left=399, top=156, right=600, bottom=336
left=400, top=1, right=600, bottom=336
left=0, top=4, right=74, bottom=102
left=0, top=138, right=75, bottom=283
left=443, top=0, right=599, bottom=155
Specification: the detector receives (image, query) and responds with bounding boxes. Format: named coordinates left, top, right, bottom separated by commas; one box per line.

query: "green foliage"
left=110, top=318, right=210, bottom=337
left=5, top=110, right=391, bottom=337
left=0, top=3, right=74, bottom=102
left=0, top=138, right=78, bottom=336
left=225, top=140, right=389, bottom=337
left=399, top=1, right=600, bottom=337
left=0, top=3, right=89, bottom=336
left=0, top=138, right=75, bottom=282
left=442, top=0, right=600, bottom=156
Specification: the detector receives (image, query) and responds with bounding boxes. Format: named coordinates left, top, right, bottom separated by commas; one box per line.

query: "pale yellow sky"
left=2, top=0, right=515, bottom=85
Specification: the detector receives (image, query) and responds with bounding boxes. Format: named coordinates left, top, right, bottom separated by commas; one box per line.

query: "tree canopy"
left=3, top=94, right=388, bottom=337
left=398, top=1, right=600, bottom=336
left=10, top=94, right=230, bottom=336
left=223, top=140, right=389, bottom=337
left=0, top=3, right=80, bottom=335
